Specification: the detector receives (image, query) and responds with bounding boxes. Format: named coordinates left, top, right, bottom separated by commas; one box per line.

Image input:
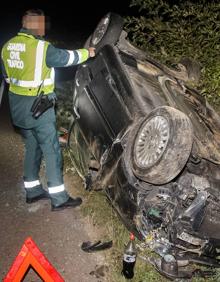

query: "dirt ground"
left=0, top=96, right=109, bottom=281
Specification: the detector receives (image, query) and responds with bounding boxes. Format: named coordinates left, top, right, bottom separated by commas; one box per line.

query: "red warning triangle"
left=3, top=237, right=64, bottom=282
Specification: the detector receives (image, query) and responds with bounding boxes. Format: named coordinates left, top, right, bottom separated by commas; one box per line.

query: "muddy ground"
left=0, top=95, right=109, bottom=281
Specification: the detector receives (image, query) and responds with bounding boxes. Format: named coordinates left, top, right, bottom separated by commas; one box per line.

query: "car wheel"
left=90, top=12, right=124, bottom=50
left=131, top=106, right=193, bottom=184
left=178, top=57, right=202, bottom=83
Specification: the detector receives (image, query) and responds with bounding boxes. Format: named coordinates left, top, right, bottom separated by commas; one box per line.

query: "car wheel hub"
left=91, top=15, right=110, bottom=46
left=134, top=116, right=170, bottom=168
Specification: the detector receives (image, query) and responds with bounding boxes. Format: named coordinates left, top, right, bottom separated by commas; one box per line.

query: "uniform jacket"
left=1, top=29, right=89, bottom=129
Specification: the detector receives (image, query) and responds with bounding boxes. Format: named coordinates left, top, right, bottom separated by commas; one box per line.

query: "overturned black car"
left=68, top=13, right=220, bottom=279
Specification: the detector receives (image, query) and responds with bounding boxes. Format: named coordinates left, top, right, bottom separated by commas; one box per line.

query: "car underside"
left=68, top=12, right=220, bottom=279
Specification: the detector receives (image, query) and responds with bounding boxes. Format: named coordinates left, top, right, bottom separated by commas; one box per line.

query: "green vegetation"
left=125, top=0, right=220, bottom=109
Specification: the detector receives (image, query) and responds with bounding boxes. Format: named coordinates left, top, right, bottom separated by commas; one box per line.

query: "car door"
left=73, top=45, right=132, bottom=161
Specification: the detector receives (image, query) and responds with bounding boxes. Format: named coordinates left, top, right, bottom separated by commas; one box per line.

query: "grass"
left=63, top=149, right=220, bottom=282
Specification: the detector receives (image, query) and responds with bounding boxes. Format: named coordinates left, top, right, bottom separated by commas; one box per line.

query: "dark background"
left=0, top=0, right=133, bottom=47
left=0, top=0, right=134, bottom=82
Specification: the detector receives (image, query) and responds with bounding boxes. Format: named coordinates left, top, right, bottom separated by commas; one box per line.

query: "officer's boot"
left=49, top=190, right=82, bottom=211
left=25, top=184, right=50, bottom=204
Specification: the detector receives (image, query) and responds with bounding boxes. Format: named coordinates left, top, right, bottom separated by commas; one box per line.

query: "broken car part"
left=68, top=12, right=220, bottom=280
left=81, top=240, right=113, bottom=252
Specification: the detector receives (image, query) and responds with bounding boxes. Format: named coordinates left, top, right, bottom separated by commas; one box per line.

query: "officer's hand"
left=88, top=47, right=96, bottom=58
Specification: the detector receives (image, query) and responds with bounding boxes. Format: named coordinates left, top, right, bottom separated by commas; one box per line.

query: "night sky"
left=0, top=0, right=134, bottom=81
left=0, top=0, right=134, bottom=47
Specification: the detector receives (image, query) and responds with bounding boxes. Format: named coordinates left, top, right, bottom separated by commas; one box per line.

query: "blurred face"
left=22, top=15, right=45, bottom=36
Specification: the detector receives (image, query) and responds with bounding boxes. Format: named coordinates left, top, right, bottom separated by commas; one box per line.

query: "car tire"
left=89, top=12, right=124, bottom=51
left=179, top=57, right=202, bottom=83
left=131, top=106, right=193, bottom=185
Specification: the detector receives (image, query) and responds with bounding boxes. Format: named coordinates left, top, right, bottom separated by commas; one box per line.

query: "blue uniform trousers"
left=20, top=121, right=63, bottom=186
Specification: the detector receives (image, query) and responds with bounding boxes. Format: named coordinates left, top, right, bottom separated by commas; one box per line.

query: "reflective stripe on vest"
left=9, top=40, right=54, bottom=88
left=10, top=67, right=55, bottom=87
left=1, top=33, right=55, bottom=96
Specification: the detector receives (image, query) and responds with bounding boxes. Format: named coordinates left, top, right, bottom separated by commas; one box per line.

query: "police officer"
left=1, top=9, right=95, bottom=211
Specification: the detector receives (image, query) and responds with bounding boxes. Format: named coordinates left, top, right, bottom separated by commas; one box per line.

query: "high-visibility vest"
left=1, top=32, right=54, bottom=96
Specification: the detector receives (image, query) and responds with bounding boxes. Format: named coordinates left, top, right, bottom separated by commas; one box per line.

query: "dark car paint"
left=74, top=45, right=133, bottom=161
left=70, top=28, right=220, bottom=271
